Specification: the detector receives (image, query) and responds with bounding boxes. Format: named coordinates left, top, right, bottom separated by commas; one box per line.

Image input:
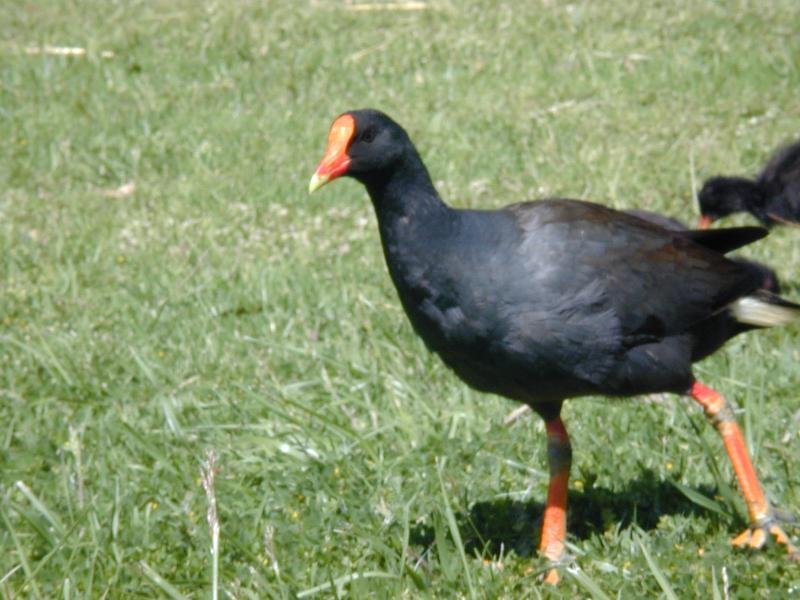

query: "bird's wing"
left=507, top=199, right=761, bottom=340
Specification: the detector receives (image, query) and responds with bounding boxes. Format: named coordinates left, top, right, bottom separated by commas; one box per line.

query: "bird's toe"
left=731, top=527, right=754, bottom=548
left=731, top=516, right=799, bottom=559
left=543, top=567, right=560, bottom=585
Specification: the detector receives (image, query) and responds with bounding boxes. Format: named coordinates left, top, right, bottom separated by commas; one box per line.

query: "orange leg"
left=539, top=417, right=572, bottom=584
left=689, top=381, right=798, bottom=559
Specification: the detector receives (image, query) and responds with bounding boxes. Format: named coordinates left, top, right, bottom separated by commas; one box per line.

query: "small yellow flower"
left=573, top=479, right=584, bottom=491
left=666, top=462, right=674, bottom=471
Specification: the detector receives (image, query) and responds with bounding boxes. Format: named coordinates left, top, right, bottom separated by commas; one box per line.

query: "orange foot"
left=539, top=554, right=571, bottom=585
left=731, top=514, right=800, bottom=560
left=543, top=567, right=560, bottom=585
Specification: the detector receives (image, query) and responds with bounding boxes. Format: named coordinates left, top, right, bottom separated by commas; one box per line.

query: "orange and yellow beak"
left=309, top=114, right=356, bottom=193
left=696, top=215, right=713, bottom=230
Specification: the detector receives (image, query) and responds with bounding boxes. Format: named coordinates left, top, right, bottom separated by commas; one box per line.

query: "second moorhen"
left=698, top=137, right=800, bottom=228
left=309, top=109, right=800, bottom=584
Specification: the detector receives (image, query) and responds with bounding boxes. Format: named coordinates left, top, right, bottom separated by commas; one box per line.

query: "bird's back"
left=758, top=139, right=800, bottom=189
left=756, top=140, right=800, bottom=222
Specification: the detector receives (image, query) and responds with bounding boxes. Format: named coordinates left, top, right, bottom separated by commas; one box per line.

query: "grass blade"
left=669, top=480, right=729, bottom=517
left=436, top=458, right=476, bottom=600
left=15, top=481, right=66, bottom=539
left=201, top=450, right=220, bottom=600
left=139, top=561, right=188, bottom=600
left=711, top=566, right=723, bottom=600
left=296, top=571, right=398, bottom=598
left=566, top=567, right=612, bottom=600
left=0, top=335, right=73, bottom=387
left=637, top=535, right=678, bottom=600
left=0, top=506, right=43, bottom=600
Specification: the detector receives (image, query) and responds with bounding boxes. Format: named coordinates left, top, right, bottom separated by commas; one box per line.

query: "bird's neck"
left=363, top=155, right=450, bottom=240
left=709, top=177, right=769, bottom=224
left=735, top=180, right=770, bottom=224
left=362, top=155, right=454, bottom=297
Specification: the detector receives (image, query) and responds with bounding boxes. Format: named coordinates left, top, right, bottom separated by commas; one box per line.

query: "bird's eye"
left=361, top=127, right=376, bottom=143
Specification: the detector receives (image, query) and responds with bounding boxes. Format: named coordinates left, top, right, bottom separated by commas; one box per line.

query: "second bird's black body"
left=699, top=138, right=800, bottom=226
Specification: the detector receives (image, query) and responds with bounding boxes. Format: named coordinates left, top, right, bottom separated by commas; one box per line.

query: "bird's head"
left=309, top=109, right=411, bottom=193
left=696, top=176, right=764, bottom=228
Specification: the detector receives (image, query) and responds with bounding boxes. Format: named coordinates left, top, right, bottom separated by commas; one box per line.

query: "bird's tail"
left=730, top=290, right=800, bottom=328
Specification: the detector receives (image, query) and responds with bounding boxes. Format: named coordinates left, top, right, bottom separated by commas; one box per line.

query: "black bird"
left=309, top=109, right=800, bottom=584
left=698, top=138, right=800, bottom=228
left=625, top=209, right=781, bottom=294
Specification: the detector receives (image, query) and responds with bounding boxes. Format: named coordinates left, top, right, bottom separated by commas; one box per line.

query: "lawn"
left=2, top=0, right=800, bottom=597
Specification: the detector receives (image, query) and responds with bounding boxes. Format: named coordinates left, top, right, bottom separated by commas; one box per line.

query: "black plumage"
left=624, top=208, right=781, bottom=293
left=698, top=138, right=800, bottom=227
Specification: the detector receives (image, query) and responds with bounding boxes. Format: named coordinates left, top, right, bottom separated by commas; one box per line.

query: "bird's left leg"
left=539, top=416, right=572, bottom=584
left=689, top=381, right=799, bottom=559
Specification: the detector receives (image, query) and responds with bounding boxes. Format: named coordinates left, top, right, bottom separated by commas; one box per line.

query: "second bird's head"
left=309, top=109, right=411, bottom=193
left=696, top=176, right=766, bottom=228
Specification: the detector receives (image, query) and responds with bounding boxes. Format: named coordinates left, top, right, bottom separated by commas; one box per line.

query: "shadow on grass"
left=411, top=469, right=725, bottom=558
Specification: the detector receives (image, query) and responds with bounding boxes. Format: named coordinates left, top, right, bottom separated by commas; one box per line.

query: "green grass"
left=2, top=0, right=800, bottom=596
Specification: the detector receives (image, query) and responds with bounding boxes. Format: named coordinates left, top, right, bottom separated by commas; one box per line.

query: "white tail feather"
left=731, top=296, right=800, bottom=327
